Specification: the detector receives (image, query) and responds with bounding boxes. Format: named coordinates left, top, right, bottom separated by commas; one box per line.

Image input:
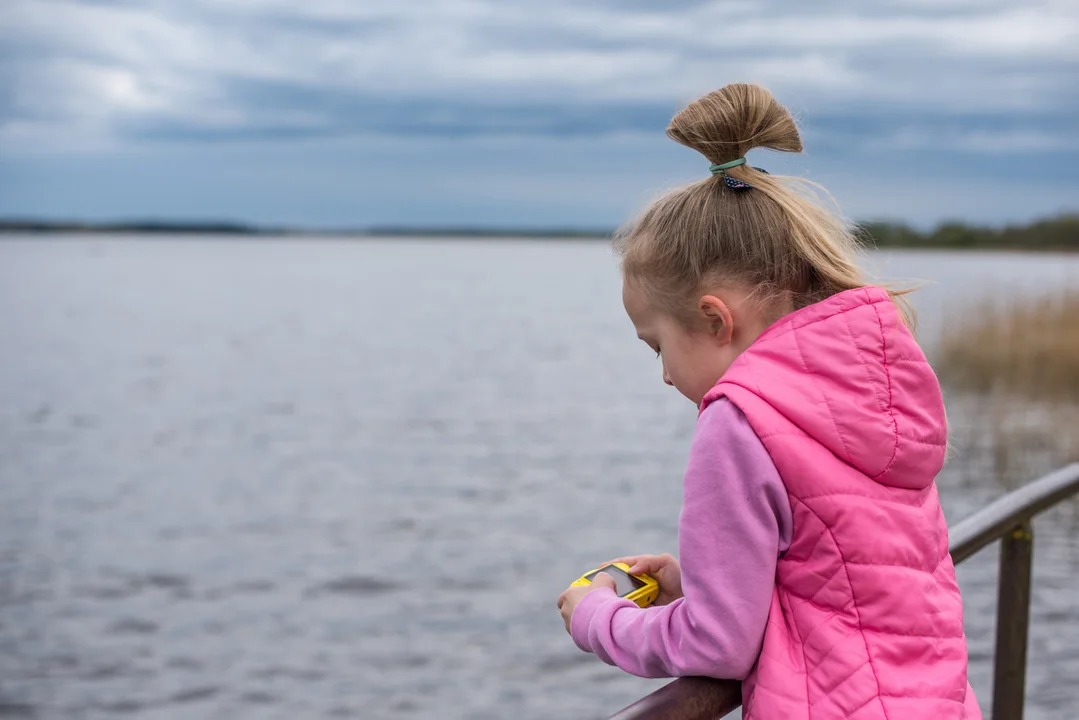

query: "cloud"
left=0, top=0, right=1076, bottom=227
left=2, top=0, right=1077, bottom=153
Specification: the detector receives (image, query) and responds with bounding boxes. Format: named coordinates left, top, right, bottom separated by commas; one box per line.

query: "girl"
left=557, top=83, right=980, bottom=719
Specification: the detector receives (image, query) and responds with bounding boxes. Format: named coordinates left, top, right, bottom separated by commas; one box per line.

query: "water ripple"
left=305, top=576, right=402, bottom=597
left=2, top=240, right=1078, bottom=719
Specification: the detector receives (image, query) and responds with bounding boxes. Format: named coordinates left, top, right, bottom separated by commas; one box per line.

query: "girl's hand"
left=613, top=553, right=683, bottom=606
left=557, top=572, right=617, bottom=634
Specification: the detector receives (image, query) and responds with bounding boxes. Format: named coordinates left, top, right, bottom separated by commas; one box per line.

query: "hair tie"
left=708, top=158, right=747, bottom=175
left=708, top=157, right=766, bottom=191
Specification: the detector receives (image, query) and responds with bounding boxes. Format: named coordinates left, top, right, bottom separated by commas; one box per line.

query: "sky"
left=1, top=0, right=1078, bottom=229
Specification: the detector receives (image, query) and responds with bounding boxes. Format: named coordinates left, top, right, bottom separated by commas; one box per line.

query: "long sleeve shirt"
left=570, top=398, right=793, bottom=679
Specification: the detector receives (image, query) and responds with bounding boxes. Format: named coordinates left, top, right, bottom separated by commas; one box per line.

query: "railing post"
left=992, top=521, right=1033, bottom=720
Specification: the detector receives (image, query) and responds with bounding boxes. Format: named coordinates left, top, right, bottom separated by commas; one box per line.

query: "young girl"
left=557, top=83, right=980, bottom=719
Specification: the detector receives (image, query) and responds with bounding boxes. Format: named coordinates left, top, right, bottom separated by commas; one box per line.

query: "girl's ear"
left=698, top=295, right=733, bottom=345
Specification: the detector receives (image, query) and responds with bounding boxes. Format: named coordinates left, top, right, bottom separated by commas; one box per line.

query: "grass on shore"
left=936, top=290, right=1079, bottom=489
left=937, top=291, right=1079, bottom=401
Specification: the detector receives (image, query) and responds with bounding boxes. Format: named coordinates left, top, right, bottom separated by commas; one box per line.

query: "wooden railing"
left=605, top=463, right=1079, bottom=720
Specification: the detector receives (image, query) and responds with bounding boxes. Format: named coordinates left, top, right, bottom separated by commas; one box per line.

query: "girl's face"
left=622, top=280, right=769, bottom=406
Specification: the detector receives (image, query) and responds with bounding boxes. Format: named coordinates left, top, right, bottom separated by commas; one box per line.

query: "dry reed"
left=937, top=290, right=1079, bottom=401
left=936, top=289, right=1079, bottom=489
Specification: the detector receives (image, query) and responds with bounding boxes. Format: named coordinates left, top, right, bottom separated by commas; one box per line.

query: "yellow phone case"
left=570, top=562, right=659, bottom=608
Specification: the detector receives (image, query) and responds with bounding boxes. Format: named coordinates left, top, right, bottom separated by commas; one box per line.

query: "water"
left=1, top=236, right=1078, bottom=720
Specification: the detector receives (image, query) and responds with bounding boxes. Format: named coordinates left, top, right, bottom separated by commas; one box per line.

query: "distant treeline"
left=0, top=219, right=264, bottom=235
left=0, top=218, right=608, bottom=239
left=857, top=214, right=1079, bottom=251
left=3, top=214, right=1079, bottom=249
left=363, top=226, right=611, bottom=238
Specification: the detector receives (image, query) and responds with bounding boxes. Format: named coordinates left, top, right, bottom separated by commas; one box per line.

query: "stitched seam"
left=877, top=694, right=968, bottom=701
left=841, top=308, right=887, bottom=419
left=784, top=528, right=832, bottom=568
left=751, top=665, right=807, bottom=702
left=712, top=380, right=759, bottom=414
left=809, top=652, right=865, bottom=694
left=840, top=309, right=894, bottom=479
left=788, top=590, right=813, bottom=720
left=886, top=436, right=942, bottom=446
left=843, top=692, right=879, bottom=717
left=756, top=430, right=810, bottom=440
left=785, top=589, right=857, bottom=614
left=792, top=495, right=891, bottom=720
left=804, top=630, right=854, bottom=672
left=789, top=325, right=852, bottom=463
left=755, top=430, right=941, bottom=446
left=859, top=627, right=965, bottom=639
left=744, top=353, right=766, bottom=398
left=870, top=301, right=901, bottom=482
left=804, top=562, right=847, bottom=606
left=754, top=291, right=889, bottom=343
left=829, top=520, right=890, bottom=720
left=797, top=602, right=858, bottom=649
left=798, top=490, right=934, bottom=505
left=830, top=559, right=947, bottom=569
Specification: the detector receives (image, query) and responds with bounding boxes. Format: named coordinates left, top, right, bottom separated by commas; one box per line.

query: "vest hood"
left=711, top=286, right=947, bottom=490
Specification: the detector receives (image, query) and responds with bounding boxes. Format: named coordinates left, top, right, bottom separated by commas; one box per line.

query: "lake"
left=1, top=236, right=1078, bottom=719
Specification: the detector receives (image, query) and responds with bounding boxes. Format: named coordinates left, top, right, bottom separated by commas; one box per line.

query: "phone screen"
left=585, top=565, right=646, bottom=597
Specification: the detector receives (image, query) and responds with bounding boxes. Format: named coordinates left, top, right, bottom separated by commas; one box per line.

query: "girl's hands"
left=557, top=572, right=616, bottom=634
left=613, top=553, right=683, bottom=606
left=557, top=554, right=682, bottom=635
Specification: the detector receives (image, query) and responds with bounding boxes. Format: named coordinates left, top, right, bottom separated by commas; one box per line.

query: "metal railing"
left=605, top=463, right=1079, bottom=720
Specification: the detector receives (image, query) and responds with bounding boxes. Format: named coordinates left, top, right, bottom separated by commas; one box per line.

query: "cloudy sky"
left=2, top=0, right=1077, bottom=229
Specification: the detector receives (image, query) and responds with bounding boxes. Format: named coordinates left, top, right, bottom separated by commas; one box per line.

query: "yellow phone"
left=570, top=562, right=659, bottom=608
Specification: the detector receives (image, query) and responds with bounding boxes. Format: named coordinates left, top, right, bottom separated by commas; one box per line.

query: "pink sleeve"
left=570, top=398, right=793, bottom=679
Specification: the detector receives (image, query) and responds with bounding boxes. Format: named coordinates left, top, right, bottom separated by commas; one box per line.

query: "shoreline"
left=2, top=215, right=1077, bottom=251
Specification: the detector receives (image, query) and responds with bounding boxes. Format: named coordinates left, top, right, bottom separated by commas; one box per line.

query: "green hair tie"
left=708, top=158, right=747, bottom=175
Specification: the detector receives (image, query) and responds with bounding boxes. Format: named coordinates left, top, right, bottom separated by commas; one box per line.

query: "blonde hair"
left=615, top=83, right=914, bottom=328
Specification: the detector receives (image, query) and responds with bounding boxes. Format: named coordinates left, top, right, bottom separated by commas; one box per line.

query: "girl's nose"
left=662, top=366, right=673, bottom=386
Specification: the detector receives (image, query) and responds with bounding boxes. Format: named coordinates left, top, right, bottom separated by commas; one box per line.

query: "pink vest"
left=701, top=287, right=981, bottom=719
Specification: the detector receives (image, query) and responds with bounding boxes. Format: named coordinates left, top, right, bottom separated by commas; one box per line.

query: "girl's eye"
left=654, top=348, right=661, bottom=359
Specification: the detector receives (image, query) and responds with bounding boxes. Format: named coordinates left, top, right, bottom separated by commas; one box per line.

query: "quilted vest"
left=701, top=287, right=981, bottom=719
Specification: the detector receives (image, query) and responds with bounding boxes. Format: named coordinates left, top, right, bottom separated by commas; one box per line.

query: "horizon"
left=2, top=1, right=1078, bottom=229
left=4, top=212, right=1078, bottom=239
